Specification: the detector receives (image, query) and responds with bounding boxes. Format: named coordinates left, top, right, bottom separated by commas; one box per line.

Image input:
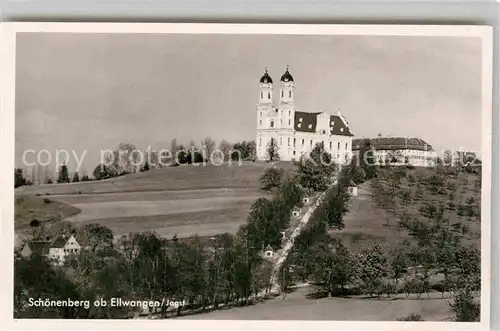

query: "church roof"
left=293, top=111, right=354, bottom=136
left=352, top=137, right=434, bottom=151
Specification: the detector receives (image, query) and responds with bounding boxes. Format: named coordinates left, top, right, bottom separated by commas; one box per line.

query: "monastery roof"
left=294, top=111, right=354, bottom=136
left=352, top=137, right=434, bottom=151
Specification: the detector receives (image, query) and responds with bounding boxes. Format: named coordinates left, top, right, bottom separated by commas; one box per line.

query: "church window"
left=289, top=91, right=292, bottom=98
left=310, top=140, right=313, bottom=147
left=281, top=90, right=284, bottom=98
left=337, top=154, right=340, bottom=159
left=289, top=111, right=291, bottom=117
left=322, top=141, right=325, bottom=148
left=302, top=139, right=304, bottom=146
left=270, top=120, right=274, bottom=128
left=329, top=141, right=332, bottom=150
left=322, top=130, right=326, bottom=134
left=337, top=142, right=340, bottom=150
left=268, top=92, right=271, bottom=99
left=261, top=92, right=263, bottom=99
left=281, top=119, right=283, bottom=125
left=288, top=119, right=291, bottom=126
left=260, top=111, right=262, bottom=117
left=280, top=137, right=282, bottom=146
left=293, top=151, right=296, bottom=155
left=259, top=120, right=262, bottom=127
left=293, top=138, right=296, bottom=147
left=259, top=138, right=261, bottom=146
left=288, top=138, right=291, bottom=146
left=345, top=142, right=348, bottom=150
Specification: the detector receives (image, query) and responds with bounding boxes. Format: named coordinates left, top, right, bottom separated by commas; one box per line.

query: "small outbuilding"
left=348, top=180, right=358, bottom=197
left=262, top=244, right=275, bottom=259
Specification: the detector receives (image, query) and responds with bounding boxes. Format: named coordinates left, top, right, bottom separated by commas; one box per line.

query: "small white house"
left=262, top=245, right=275, bottom=259
left=348, top=180, right=358, bottom=197
left=292, top=209, right=300, bottom=217
left=48, top=234, right=81, bottom=266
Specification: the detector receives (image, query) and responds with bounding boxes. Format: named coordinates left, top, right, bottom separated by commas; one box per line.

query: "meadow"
left=15, top=162, right=294, bottom=240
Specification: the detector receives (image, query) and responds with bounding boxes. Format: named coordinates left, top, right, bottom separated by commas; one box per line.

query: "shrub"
left=260, top=167, right=284, bottom=191
left=450, top=289, right=480, bottom=322
left=397, top=313, right=423, bottom=321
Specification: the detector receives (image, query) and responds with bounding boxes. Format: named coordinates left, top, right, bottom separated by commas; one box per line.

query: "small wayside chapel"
left=255, top=66, right=354, bottom=163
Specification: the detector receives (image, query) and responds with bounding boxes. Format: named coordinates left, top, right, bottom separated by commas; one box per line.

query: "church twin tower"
left=255, top=66, right=354, bottom=163
left=256, top=66, right=298, bottom=161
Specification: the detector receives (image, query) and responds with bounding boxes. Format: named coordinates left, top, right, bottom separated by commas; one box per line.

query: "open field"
left=15, top=162, right=294, bottom=241
left=180, top=285, right=455, bottom=321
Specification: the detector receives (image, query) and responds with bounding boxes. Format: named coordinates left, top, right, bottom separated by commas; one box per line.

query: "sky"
left=15, top=33, right=483, bottom=174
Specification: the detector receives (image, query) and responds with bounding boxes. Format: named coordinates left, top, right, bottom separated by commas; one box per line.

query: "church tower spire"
left=259, top=67, right=273, bottom=104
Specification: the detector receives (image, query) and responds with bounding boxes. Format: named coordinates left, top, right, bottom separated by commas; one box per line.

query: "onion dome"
left=280, top=65, right=294, bottom=82
left=259, top=67, right=273, bottom=84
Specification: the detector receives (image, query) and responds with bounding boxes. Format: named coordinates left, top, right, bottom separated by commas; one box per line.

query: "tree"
left=140, top=160, right=150, bottom=172
left=295, top=143, right=337, bottom=191
left=260, top=167, right=284, bottom=191
left=92, top=163, right=114, bottom=180
left=15, top=168, right=27, bottom=188
left=57, top=163, right=70, bottom=183
left=219, top=140, right=232, bottom=161
left=450, top=289, right=480, bottom=321
left=276, top=176, right=305, bottom=209
left=201, top=137, right=216, bottom=160
left=443, top=150, right=453, bottom=165
left=72, top=172, right=80, bottom=183
left=266, top=138, right=279, bottom=162
left=357, top=243, right=389, bottom=297
left=311, top=184, right=349, bottom=229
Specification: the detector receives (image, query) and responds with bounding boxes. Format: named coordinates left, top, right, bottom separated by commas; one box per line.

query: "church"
left=255, top=66, right=354, bottom=163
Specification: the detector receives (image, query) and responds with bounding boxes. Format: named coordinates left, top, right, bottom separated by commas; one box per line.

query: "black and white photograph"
left=1, top=23, right=492, bottom=329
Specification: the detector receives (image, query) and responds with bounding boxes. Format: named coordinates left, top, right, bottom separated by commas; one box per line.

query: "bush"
left=397, top=313, right=423, bottom=321
left=260, top=167, right=284, bottom=191
left=450, top=289, right=480, bottom=322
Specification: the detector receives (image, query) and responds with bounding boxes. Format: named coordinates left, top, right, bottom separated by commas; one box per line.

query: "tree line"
left=14, top=143, right=337, bottom=319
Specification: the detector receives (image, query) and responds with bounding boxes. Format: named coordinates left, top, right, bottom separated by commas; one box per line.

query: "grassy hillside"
left=15, top=161, right=294, bottom=239
left=15, top=161, right=294, bottom=196
left=15, top=195, right=81, bottom=230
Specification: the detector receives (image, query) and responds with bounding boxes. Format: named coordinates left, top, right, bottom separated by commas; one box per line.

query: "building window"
left=280, top=137, right=282, bottom=146
left=281, top=90, right=284, bottom=98
left=302, top=139, right=305, bottom=146
left=337, top=154, right=340, bottom=159
left=259, top=138, right=261, bottom=146
left=260, top=111, right=262, bottom=117
left=293, top=138, right=296, bottom=147
left=345, top=142, right=348, bottom=150
left=288, top=119, right=291, bottom=125
left=293, top=151, right=296, bottom=155
left=310, top=140, right=313, bottom=147
left=289, top=111, right=291, bottom=116
left=288, top=138, right=291, bottom=146
left=268, top=92, right=271, bottom=99
left=289, top=90, right=292, bottom=98
left=329, top=141, right=332, bottom=150
left=322, top=141, right=325, bottom=148
left=260, top=92, right=263, bottom=99
left=270, top=120, right=274, bottom=128
left=337, top=142, right=340, bottom=150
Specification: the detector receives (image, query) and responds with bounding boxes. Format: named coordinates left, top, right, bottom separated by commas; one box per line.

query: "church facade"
left=255, top=67, right=354, bottom=163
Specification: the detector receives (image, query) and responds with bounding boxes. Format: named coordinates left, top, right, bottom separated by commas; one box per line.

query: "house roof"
left=24, top=241, right=51, bottom=255
left=293, top=111, right=354, bottom=136
left=352, top=137, right=433, bottom=152
left=51, top=236, right=68, bottom=248
left=349, top=180, right=357, bottom=187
